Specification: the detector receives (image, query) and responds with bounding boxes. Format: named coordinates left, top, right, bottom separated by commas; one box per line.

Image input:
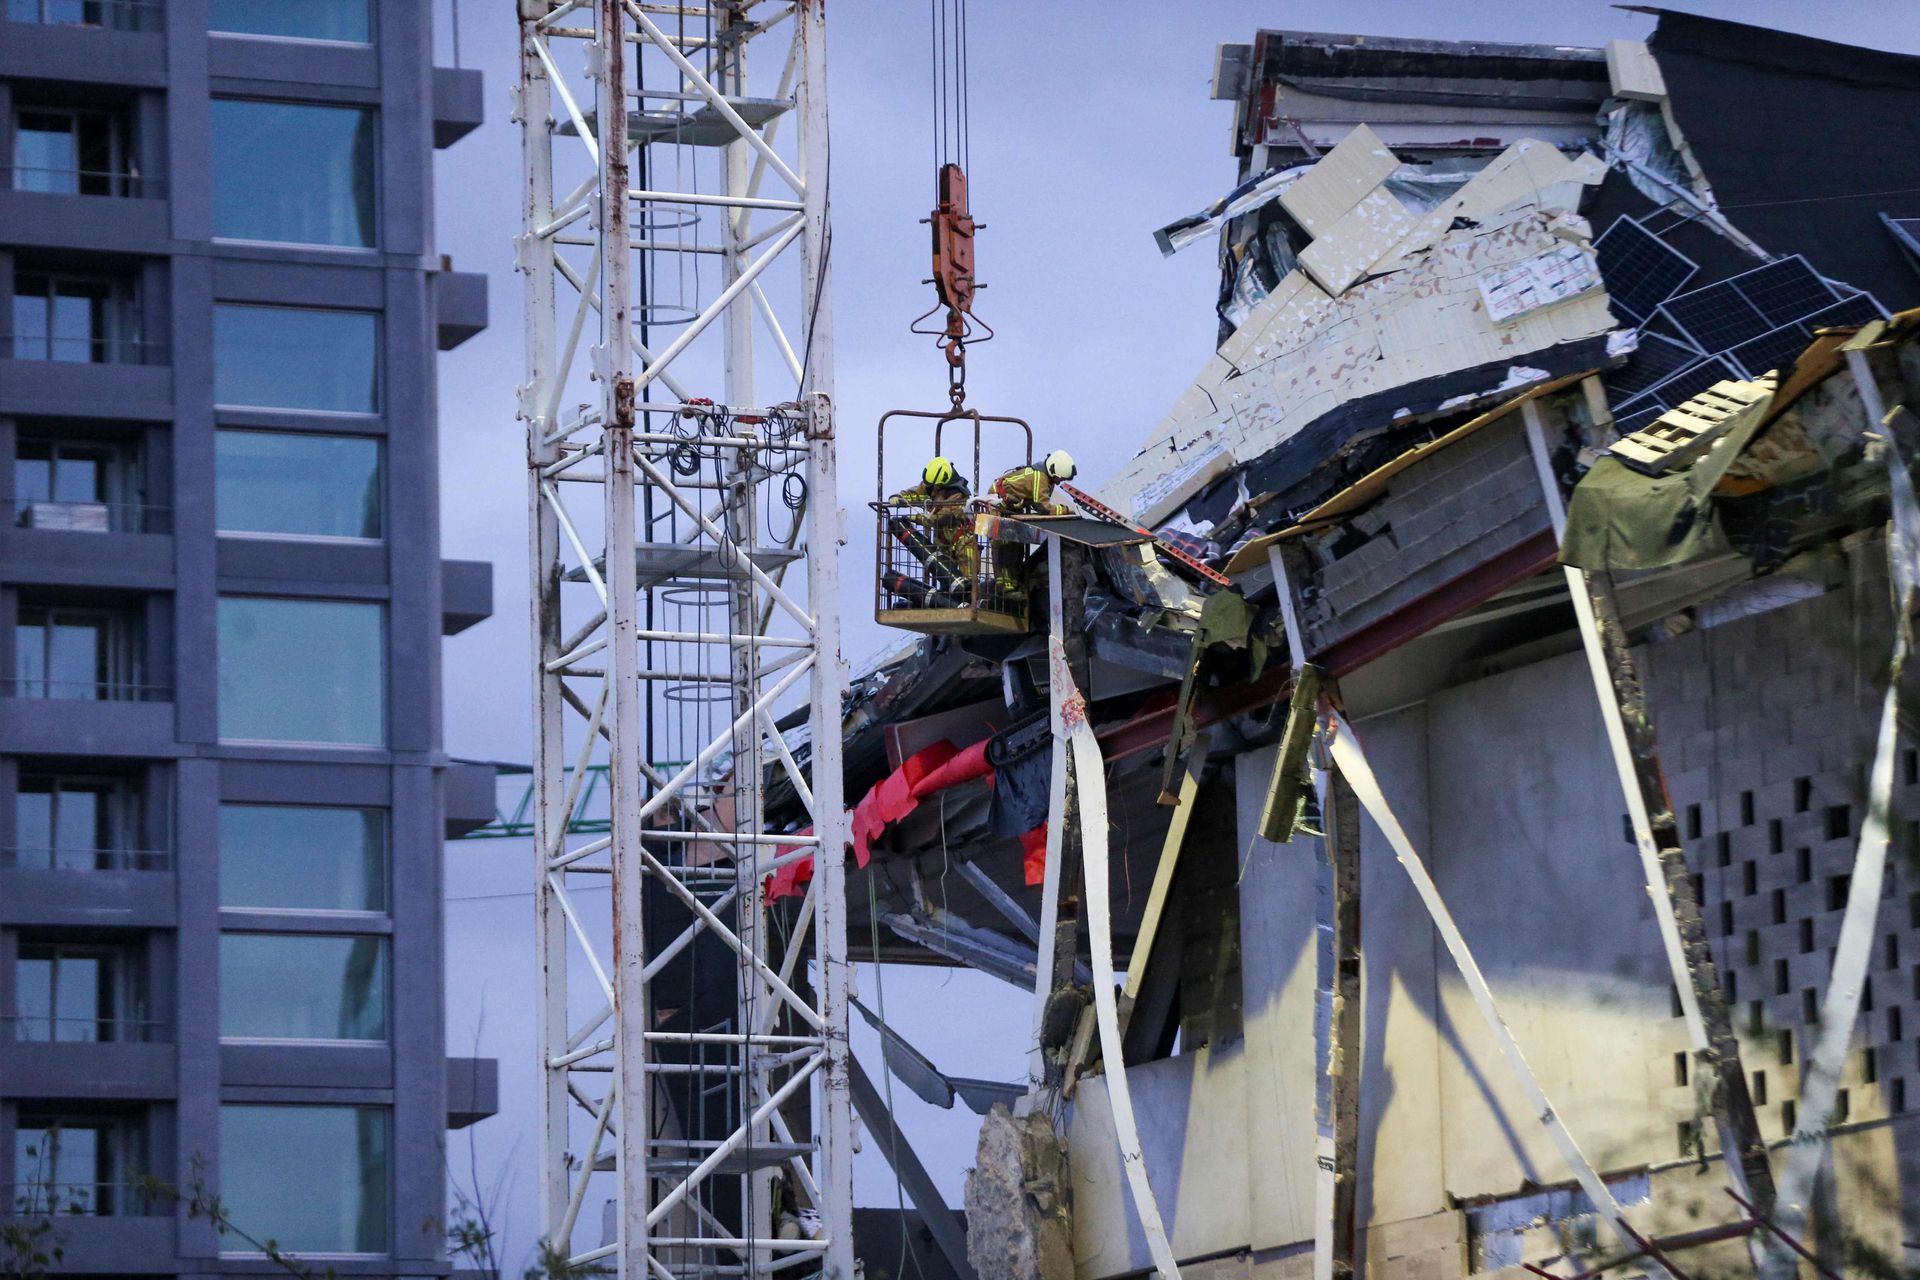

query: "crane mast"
left=513, top=2, right=851, bottom=1276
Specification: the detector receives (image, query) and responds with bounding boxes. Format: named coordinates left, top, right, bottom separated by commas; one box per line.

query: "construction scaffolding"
left=513, top=2, right=851, bottom=1277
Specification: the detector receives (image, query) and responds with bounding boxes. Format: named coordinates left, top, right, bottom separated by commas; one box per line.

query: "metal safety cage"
left=872, top=406, right=1033, bottom=635
left=514, top=3, right=852, bottom=1279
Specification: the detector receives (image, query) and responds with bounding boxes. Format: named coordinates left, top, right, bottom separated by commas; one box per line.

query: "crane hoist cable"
left=911, top=0, right=992, bottom=408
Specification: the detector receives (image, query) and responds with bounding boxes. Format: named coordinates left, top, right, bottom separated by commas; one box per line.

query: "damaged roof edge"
left=1644, top=8, right=1920, bottom=87
left=1255, top=28, right=1607, bottom=73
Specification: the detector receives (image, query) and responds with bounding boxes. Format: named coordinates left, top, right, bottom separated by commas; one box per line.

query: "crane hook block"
left=929, top=162, right=978, bottom=335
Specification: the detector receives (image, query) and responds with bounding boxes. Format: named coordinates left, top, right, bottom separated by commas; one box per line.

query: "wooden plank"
left=1121, top=732, right=1211, bottom=1010
left=875, top=606, right=1028, bottom=636
left=1609, top=377, right=1776, bottom=475
left=1258, top=667, right=1321, bottom=842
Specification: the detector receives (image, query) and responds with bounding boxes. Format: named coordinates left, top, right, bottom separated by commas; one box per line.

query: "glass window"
left=13, top=943, right=142, bottom=1042
left=16, top=441, right=106, bottom=504
left=11, top=1121, right=99, bottom=1213
left=219, top=804, right=386, bottom=911
left=11, top=271, right=142, bottom=364
left=217, top=597, right=384, bottom=745
left=14, top=438, right=143, bottom=532
left=213, top=304, right=377, bottom=413
left=14, top=774, right=147, bottom=871
left=12, top=1114, right=145, bottom=1216
left=216, top=431, right=381, bottom=539
left=12, top=108, right=132, bottom=196
left=210, top=0, right=369, bottom=42
left=219, top=1105, right=388, bottom=1254
left=219, top=933, right=387, bottom=1040
left=14, top=605, right=139, bottom=701
left=6, top=1, right=157, bottom=33
left=210, top=100, right=375, bottom=247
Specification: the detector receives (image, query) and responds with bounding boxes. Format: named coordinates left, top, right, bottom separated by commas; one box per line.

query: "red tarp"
left=766, top=736, right=1047, bottom=902
left=1021, top=823, right=1048, bottom=886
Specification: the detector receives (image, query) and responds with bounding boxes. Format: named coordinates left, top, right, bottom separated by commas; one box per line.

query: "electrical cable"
left=868, top=895, right=930, bottom=1280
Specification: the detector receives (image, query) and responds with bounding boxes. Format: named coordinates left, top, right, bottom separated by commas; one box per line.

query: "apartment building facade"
left=0, top=0, right=496, bottom=1272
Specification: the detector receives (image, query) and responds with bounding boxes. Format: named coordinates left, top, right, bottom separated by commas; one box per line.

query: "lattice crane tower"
left=513, top=2, right=851, bottom=1275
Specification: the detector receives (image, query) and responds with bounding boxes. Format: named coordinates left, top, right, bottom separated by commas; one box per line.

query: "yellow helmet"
left=923, top=456, right=957, bottom=486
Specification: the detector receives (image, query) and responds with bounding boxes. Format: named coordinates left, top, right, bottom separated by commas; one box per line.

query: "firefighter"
left=886, top=456, right=978, bottom=602
left=985, top=451, right=1076, bottom=601
left=991, top=450, right=1077, bottom=516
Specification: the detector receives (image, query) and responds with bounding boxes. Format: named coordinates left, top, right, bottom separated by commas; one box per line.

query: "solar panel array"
left=1604, top=332, right=1696, bottom=400
left=1654, top=255, right=1884, bottom=378
left=1594, top=216, right=1699, bottom=323
left=1726, top=293, right=1885, bottom=381
left=1608, top=354, right=1740, bottom=430
left=1591, top=239, right=1894, bottom=441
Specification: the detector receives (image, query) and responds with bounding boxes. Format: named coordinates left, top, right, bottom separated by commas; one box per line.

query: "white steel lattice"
left=514, top=2, right=851, bottom=1276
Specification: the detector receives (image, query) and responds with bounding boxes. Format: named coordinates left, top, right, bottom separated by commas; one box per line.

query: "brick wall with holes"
left=1640, top=535, right=1920, bottom=1197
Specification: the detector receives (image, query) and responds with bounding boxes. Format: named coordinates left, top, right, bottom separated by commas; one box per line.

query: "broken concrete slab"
left=964, top=1104, right=1075, bottom=1280
left=1605, top=38, right=1668, bottom=102
left=1098, top=208, right=1618, bottom=529
left=1276, top=122, right=1401, bottom=237
left=1299, top=186, right=1418, bottom=295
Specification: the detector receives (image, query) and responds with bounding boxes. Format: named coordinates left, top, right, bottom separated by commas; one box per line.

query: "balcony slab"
left=0, top=360, right=171, bottom=421
left=0, top=528, right=173, bottom=589
left=0, top=866, right=175, bottom=927
left=0, top=1038, right=176, bottom=1100
left=0, top=190, right=169, bottom=255
left=0, top=698, right=177, bottom=757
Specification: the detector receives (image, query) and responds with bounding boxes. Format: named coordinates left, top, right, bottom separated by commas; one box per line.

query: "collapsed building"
left=767, top=13, right=1920, bottom=1280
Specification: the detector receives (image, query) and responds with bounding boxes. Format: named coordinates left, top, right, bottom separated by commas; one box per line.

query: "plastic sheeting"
left=1559, top=385, right=1776, bottom=570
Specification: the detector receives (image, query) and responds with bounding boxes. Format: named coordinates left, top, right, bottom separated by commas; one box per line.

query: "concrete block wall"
left=1302, top=415, right=1551, bottom=651
left=1640, top=540, right=1920, bottom=1250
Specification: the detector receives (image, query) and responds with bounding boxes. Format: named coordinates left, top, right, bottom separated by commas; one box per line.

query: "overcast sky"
left=432, top=1, right=1920, bottom=1268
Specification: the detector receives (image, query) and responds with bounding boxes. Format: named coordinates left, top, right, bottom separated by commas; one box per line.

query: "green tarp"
left=1560, top=390, right=1776, bottom=571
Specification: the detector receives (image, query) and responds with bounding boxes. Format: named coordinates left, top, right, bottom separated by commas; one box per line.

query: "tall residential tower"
left=0, top=0, right=496, bottom=1272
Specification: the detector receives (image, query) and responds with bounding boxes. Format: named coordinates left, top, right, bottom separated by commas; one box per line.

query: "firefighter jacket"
left=992, top=465, right=1069, bottom=516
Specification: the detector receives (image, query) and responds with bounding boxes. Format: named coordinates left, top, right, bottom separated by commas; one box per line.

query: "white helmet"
left=1044, top=450, right=1076, bottom=481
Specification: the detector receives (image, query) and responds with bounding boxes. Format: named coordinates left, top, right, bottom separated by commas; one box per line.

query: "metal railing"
left=5, top=0, right=163, bottom=32
left=874, top=498, right=1027, bottom=620
left=1, top=845, right=171, bottom=872
left=1, top=678, right=171, bottom=703
left=5, top=1181, right=162, bottom=1216
left=6, top=334, right=167, bottom=366
left=7, top=166, right=161, bottom=199
left=11, top=497, right=172, bottom=534
left=5, top=1013, right=171, bottom=1043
